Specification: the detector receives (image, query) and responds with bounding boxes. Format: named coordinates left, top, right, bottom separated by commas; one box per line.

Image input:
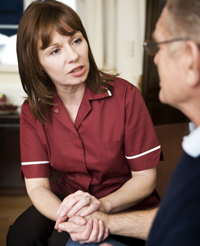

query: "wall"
left=116, top=0, right=145, bottom=86
left=0, top=65, right=26, bottom=109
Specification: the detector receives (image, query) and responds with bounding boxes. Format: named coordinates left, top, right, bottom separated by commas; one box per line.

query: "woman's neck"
left=56, top=83, right=85, bottom=104
left=56, top=82, right=86, bottom=124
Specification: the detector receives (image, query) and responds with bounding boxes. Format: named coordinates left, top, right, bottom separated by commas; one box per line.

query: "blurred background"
left=0, top=0, right=189, bottom=195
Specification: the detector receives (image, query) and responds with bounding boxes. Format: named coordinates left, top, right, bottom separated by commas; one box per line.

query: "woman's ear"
left=185, top=40, right=200, bottom=87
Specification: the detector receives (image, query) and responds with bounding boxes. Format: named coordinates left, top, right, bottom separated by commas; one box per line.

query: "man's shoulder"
left=148, top=152, right=200, bottom=245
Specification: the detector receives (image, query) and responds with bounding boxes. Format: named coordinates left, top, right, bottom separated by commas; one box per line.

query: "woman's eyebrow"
left=39, top=31, right=82, bottom=51
left=47, top=43, right=59, bottom=48
left=72, top=31, right=81, bottom=36
left=39, top=42, right=59, bottom=51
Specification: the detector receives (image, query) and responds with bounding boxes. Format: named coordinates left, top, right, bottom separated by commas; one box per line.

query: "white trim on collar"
left=182, top=122, right=200, bottom=158
left=106, top=88, right=112, bottom=96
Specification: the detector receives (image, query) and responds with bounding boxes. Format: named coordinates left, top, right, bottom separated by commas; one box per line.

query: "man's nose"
left=154, top=52, right=158, bottom=65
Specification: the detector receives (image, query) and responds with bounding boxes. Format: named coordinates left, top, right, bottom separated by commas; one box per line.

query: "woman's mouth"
left=71, top=67, right=82, bottom=73
left=69, top=66, right=85, bottom=77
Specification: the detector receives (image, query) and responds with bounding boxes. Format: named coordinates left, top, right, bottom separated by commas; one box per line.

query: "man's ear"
left=185, top=40, right=200, bottom=87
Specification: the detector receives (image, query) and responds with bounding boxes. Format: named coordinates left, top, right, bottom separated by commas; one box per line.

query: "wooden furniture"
left=0, top=114, right=26, bottom=195
left=142, top=0, right=188, bottom=125
left=0, top=114, right=60, bottom=195
left=155, top=123, right=189, bottom=199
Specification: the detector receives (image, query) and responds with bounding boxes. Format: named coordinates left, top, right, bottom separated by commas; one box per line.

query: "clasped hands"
left=54, top=190, right=109, bottom=244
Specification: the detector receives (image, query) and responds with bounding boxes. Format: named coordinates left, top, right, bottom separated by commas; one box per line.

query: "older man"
left=146, top=0, right=200, bottom=245
left=60, top=0, right=200, bottom=245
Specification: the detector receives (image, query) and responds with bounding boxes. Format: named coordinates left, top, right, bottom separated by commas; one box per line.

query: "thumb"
left=68, top=215, right=87, bottom=225
left=58, top=223, right=66, bottom=231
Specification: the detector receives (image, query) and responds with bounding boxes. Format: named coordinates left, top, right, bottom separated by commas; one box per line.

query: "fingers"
left=92, top=220, right=108, bottom=243
left=54, top=214, right=68, bottom=230
left=55, top=215, right=86, bottom=232
left=72, top=219, right=109, bottom=244
left=102, top=227, right=109, bottom=241
left=68, top=215, right=87, bottom=226
left=56, top=216, right=109, bottom=244
left=73, top=219, right=93, bottom=241
left=97, top=220, right=106, bottom=242
left=58, top=220, right=86, bottom=234
left=80, top=219, right=99, bottom=243
left=67, top=195, right=91, bottom=217
left=57, top=191, right=88, bottom=217
left=55, top=190, right=108, bottom=244
left=86, top=196, right=91, bottom=202
left=57, top=190, right=101, bottom=218
left=79, top=200, right=101, bottom=217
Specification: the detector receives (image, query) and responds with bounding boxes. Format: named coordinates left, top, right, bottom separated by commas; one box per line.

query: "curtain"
left=76, top=0, right=104, bottom=69
left=116, top=0, right=146, bottom=86
left=76, top=0, right=146, bottom=87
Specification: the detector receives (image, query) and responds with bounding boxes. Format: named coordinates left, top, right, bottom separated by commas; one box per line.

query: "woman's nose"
left=65, top=46, right=79, bottom=63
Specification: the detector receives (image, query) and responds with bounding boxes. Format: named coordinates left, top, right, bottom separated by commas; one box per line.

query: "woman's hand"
left=57, top=190, right=101, bottom=218
left=55, top=190, right=101, bottom=230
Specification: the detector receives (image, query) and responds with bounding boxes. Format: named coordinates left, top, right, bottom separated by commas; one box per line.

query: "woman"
left=6, top=1, right=161, bottom=246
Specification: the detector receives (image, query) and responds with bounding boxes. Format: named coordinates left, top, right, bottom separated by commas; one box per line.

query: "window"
left=0, top=0, right=76, bottom=66
left=0, top=0, right=23, bottom=37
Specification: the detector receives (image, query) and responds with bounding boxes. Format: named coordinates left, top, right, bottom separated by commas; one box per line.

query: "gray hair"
left=166, top=0, right=200, bottom=44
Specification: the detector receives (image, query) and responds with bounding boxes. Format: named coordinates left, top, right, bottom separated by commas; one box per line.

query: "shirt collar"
left=182, top=122, right=200, bottom=158
left=52, top=85, right=112, bottom=104
left=86, top=85, right=112, bottom=100
left=51, top=85, right=112, bottom=114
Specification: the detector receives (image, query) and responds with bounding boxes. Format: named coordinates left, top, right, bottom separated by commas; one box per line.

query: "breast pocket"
left=104, top=138, right=130, bottom=177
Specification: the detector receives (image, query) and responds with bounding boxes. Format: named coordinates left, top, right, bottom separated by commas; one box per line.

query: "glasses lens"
left=145, top=41, right=159, bottom=56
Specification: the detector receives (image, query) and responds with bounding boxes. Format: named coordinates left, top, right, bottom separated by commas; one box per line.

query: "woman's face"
left=38, top=30, right=90, bottom=91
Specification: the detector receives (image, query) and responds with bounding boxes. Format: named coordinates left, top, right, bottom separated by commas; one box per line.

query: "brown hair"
left=166, top=0, right=200, bottom=43
left=17, top=0, right=116, bottom=123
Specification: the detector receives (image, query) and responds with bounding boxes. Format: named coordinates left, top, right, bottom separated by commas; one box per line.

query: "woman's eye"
left=73, top=38, right=82, bottom=45
left=50, top=49, right=60, bottom=55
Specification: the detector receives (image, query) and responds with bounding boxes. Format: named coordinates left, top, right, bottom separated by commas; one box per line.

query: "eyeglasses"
left=143, top=38, right=189, bottom=55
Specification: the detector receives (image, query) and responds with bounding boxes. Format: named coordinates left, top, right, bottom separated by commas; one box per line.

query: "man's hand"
left=55, top=190, right=102, bottom=231
left=58, top=215, right=109, bottom=243
left=58, top=211, right=109, bottom=244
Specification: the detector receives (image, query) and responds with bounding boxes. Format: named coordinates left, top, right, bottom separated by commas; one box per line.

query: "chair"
left=154, top=123, right=189, bottom=199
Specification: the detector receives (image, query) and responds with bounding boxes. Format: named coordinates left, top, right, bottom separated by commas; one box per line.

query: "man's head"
left=166, top=0, right=200, bottom=43
left=151, top=0, right=200, bottom=125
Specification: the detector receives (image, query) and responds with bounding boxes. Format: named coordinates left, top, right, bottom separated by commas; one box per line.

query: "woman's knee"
left=7, top=224, right=47, bottom=246
left=6, top=205, right=54, bottom=246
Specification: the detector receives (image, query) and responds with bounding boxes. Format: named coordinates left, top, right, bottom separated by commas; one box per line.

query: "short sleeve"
left=125, top=87, right=161, bottom=171
left=20, top=101, right=52, bottom=179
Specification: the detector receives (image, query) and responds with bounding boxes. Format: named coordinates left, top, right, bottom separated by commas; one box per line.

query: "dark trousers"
left=6, top=192, right=146, bottom=246
left=6, top=193, right=70, bottom=246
